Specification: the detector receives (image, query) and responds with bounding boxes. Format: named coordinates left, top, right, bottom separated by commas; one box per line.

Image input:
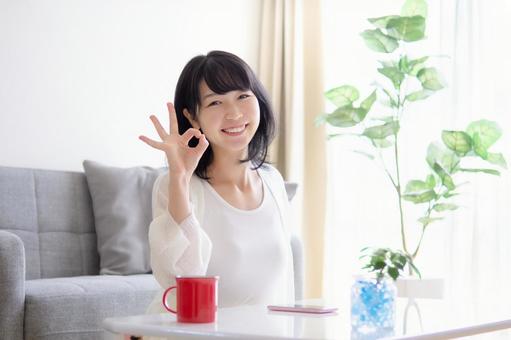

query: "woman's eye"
left=208, top=101, right=221, bottom=107
left=239, top=94, right=251, bottom=99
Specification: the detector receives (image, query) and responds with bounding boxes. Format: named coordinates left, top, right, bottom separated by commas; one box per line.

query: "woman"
left=139, top=50, right=294, bottom=314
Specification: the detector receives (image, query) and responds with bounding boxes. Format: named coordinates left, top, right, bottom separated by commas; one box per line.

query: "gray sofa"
left=0, top=165, right=304, bottom=340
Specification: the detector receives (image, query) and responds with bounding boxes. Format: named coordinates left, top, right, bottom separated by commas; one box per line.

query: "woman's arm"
left=168, top=173, right=191, bottom=224
left=148, top=173, right=212, bottom=289
left=139, top=102, right=211, bottom=288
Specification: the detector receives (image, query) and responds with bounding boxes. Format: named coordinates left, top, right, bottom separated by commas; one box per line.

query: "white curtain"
left=258, top=0, right=327, bottom=298
left=322, top=0, right=511, bottom=332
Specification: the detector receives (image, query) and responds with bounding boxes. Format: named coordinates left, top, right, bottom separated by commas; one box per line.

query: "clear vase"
left=350, top=276, right=397, bottom=338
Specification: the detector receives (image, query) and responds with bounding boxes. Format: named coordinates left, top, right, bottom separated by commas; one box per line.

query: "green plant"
left=360, top=247, right=420, bottom=282
left=318, top=0, right=507, bottom=277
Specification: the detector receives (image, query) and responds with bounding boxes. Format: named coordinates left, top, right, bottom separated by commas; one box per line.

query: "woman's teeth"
left=222, top=125, right=246, bottom=134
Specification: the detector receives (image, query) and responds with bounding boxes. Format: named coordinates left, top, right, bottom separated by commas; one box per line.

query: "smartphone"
left=267, top=303, right=338, bottom=314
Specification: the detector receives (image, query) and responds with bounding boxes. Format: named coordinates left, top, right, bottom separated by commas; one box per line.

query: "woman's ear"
left=183, top=108, right=201, bottom=130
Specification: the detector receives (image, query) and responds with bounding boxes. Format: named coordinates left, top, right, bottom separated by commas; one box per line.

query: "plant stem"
left=412, top=202, right=434, bottom=259
left=374, top=142, right=398, bottom=188
left=394, top=133, right=408, bottom=255
left=394, top=86, right=409, bottom=257
left=412, top=226, right=426, bottom=259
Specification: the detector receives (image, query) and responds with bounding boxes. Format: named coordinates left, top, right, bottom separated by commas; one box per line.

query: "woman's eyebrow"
left=202, top=92, right=218, bottom=100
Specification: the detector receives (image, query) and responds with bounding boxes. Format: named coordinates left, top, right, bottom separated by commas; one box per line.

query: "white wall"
left=0, top=0, right=262, bottom=171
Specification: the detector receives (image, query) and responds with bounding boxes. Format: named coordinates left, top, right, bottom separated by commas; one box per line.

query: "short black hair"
left=173, top=50, right=276, bottom=180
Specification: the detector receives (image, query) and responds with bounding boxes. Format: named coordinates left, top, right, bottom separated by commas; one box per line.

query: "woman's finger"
left=180, top=128, right=203, bottom=145
left=167, top=102, right=179, bottom=135
left=196, top=134, right=209, bottom=154
left=139, top=135, right=165, bottom=150
left=149, top=115, right=167, bottom=140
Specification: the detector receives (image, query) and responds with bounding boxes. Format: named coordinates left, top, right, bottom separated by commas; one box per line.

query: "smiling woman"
left=172, top=50, right=275, bottom=180
left=138, top=51, right=295, bottom=319
left=185, top=83, right=260, bottom=154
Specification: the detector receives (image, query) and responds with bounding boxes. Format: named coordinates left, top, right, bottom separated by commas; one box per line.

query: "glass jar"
left=350, top=275, right=397, bottom=338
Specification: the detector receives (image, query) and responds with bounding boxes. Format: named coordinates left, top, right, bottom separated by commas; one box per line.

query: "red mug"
left=162, top=276, right=219, bottom=323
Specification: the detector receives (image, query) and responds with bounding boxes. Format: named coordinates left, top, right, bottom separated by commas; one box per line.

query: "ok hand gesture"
left=139, top=103, right=209, bottom=180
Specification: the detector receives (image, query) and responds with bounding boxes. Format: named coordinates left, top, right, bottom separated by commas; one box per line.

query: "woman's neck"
left=207, top=150, right=255, bottom=189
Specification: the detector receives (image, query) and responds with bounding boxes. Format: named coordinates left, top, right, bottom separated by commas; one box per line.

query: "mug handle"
left=162, top=286, right=177, bottom=314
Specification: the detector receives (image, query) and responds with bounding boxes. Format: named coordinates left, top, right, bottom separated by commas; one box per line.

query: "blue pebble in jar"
left=350, top=276, right=396, bottom=338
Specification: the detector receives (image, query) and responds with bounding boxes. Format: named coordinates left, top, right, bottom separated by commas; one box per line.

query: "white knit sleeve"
left=148, top=172, right=212, bottom=289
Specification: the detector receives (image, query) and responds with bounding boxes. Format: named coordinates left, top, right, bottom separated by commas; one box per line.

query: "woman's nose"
left=225, top=104, right=243, bottom=120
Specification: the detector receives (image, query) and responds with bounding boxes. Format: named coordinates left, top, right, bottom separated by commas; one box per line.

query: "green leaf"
left=487, top=152, right=508, bottom=169
left=408, top=56, right=429, bottom=76
left=402, top=190, right=437, bottom=203
left=361, top=29, right=399, bottom=53
left=386, top=16, right=426, bottom=42
left=371, top=115, right=395, bottom=123
left=426, top=174, right=436, bottom=188
left=355, top=107, right=371, bottom=122
left=405, top=89, right=433, bottom=102
left=398, top=55, right=410, bottom=73
left=441, top=130, right=472, bottom=156
left=371, top=138, right=393, bottom=148
left=460, top=168, right=501, bottom=176
left=325, top=105, right=360, bottom=127
left=325, top=85, right=359, bottom=107
left=362, top=121, right=400, bottom=139
left=472, top=133, right=489, bottom=159
left=390, top=253, right=407, bottom=269
left=373, top=260, right=386, bottom=270
left=401, top=0, right=428, bottom=18
left=378, top=60, right=397, bottom=68
left=378, top=67, right=405, bottom=89
left=387, top=266, right=399, bottom=280
left=466, top=120, right=502, bottom=150
left=360, top=90, right=377, bottom=111
left=404, top=180, right=429, bottom=194
left=426, top=143, right=460, bottom=174
left=326, top=133, right=343, bottom=140
left=352, top=150, right=375, bottom=160
left=433, top=162, right=455, bottom=190
left=368, top=15, right=400, bottom=29
left=417, top=68, right=445, bottom=90
left=418, top=216, right=443, bottom=225
left=432, top=203, right=459, bottom=212
left=443, top=191, right=459, bottom=198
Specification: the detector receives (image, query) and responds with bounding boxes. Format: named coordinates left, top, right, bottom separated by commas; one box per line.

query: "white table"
left=103, top=299, right=511, bottom=339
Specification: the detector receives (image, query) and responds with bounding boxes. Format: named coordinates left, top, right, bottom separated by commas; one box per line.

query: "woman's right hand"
left=139, top=102, right=209, bottom=180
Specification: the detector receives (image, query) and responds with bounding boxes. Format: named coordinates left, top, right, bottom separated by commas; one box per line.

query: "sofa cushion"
left=284, top=182, right=298, bottom=201
left=0, top=166, right=98, bottom=280
left=83, top=160, right=164, bottom=275
left=24, top=274, right=159, bottom=340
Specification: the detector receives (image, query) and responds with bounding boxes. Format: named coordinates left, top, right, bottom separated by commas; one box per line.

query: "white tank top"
left=201, top=174, right=288, bottom=307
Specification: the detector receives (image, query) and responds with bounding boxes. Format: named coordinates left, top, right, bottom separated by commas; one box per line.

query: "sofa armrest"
left=290, top=234, right=304, bottom=301
left=0, top=230, right=25, bottom=340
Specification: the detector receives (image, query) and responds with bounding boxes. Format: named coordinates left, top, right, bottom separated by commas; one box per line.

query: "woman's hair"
left=174, top=50, right=276, bottom=180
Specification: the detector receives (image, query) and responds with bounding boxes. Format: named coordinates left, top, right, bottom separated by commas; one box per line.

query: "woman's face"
left=190, top=80, right=260, bottom=156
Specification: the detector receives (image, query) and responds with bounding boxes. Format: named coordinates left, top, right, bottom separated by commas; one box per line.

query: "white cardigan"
left=146, top=164, right=295, bottom=314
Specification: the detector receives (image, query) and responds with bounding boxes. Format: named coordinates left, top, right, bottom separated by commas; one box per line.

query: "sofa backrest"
left=0, top=166, right=99, bottom=279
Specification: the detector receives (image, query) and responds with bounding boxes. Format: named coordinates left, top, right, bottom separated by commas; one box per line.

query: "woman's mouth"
left=221, top=124, right=248, bottom=136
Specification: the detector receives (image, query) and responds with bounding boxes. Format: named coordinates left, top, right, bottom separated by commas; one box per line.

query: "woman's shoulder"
left=258, top=163, right=288, bottom=203
left=257, top=162, right=285, bottom=184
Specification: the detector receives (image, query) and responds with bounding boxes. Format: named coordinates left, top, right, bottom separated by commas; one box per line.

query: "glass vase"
left=350, top=276, right=397, bottom=338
